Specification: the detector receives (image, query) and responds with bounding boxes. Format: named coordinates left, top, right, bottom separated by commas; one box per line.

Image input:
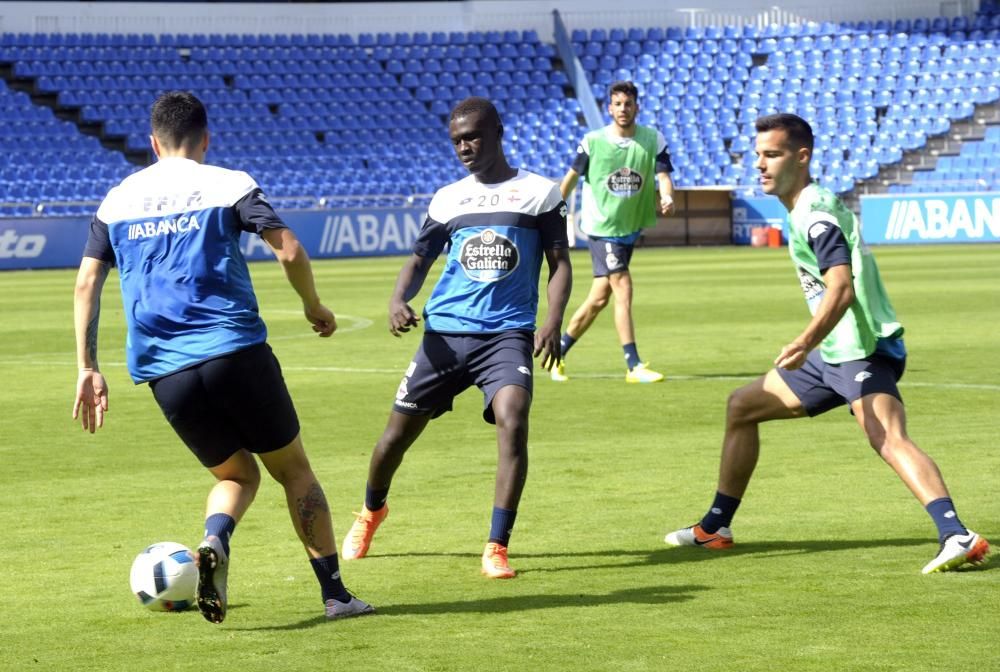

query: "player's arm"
left=261, top=227, right=335, bottom=337
left=536, top=246, right=573, bottom=370
left=388, top=253, right=435, bottom=337
left=389, top=213, right=448, bottom=337
left=73, top=256, right=110, bottom=432
left=534, top=198, right=573, bottom=369
left=657, top=171, right=675, bottom=215
left=560, top=140, right=589, bottom=199
left=559, top=168, right=580, bottom=200
left=236, top=188, right=335, bottom=337
left=655, top=138, right=675, bottom=215
left=775, top=221, right=855, bottom=370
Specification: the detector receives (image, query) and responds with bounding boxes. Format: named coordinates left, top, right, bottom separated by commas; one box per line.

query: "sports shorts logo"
left=458, top=228, right=519, bottom=282
left=517, top=366, right=531, bottom=375
left=606, top=167, right=643, bottom=197
left=395, top=365, right=417, bottom=408
left=603, top=241, right=623, bottom=270
left=854, top=371, right=873, bottom=382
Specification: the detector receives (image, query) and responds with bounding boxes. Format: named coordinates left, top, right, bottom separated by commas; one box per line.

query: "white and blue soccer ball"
left=129, top=542, right=197, bottom=612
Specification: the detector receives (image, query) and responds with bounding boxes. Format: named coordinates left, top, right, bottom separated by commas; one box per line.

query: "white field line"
left=5, top=356, right=999, bottom=392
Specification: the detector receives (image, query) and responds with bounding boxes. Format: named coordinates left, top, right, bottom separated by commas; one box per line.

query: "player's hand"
left=73, top=369, right=108, bottom=433
left=533, top=324, right=561, bottom=371
left=305, top=302, right=337, bottom=337
left=774, top=341, right=809, bottom=370
left=659, top=195, right=675, bottom=216
left=389, top=299, right=420, bottom=337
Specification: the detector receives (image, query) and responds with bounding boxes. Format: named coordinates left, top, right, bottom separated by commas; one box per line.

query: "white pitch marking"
left=9, top=356, right=999, bottom=393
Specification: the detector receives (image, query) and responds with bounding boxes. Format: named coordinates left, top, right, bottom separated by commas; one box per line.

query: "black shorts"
left=777, top=349, right=906, bottom=417
left=149, top=343, right=300, bottom=468
left=392, top=331, right=534, bottom=424
left=587, top=236, right=635, bottom=277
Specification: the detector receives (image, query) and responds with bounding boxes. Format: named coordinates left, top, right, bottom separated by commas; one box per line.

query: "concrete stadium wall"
left=0, top=1, right=979, bottom=40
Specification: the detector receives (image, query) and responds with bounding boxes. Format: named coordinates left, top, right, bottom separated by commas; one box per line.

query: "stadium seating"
left=569, top=20, right=1000, bottom=194
left=0, top=29, right=578, bottom=212
left=1, top=17, right=999, bottom=215
left=0, top=78, right=136, bottom=217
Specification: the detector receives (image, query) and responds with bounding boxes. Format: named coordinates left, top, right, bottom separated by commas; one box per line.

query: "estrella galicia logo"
left=459, top=228, right=519, bottom=282
left=606, top=167, right=643, bottom=197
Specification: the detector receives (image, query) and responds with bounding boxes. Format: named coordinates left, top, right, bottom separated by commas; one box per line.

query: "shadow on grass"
left=231, top=538, right=994, bottom=631
left=236, top=583, right=708, bottom=631
left=369, top=537, right=962, bottom=573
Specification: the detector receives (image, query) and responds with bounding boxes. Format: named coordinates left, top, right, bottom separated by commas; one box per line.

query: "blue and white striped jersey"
left=414, top=169, right=568, bottom=334
left=83, top=157, right=285, bottom=383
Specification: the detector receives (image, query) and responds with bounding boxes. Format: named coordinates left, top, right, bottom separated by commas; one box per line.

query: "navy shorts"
left=149, top=342, right=301, bottom=468
left=777, top=349, right=906, bottom=417
left=587, top=236, right=635, bottom=277
left=393, top=331, right=534, bottom=424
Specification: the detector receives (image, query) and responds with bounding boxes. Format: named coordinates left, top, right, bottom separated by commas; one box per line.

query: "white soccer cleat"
left=196, top=536, right=229, bottom=624
left=550, top=359, right=569, bottom=382
left=325, top=595, right=376, bottom=620
left=664, top=524, right=734, bottom=550
left=921, top=531, right=990, bottom=574
left=625, top=362, right=665, bottom=383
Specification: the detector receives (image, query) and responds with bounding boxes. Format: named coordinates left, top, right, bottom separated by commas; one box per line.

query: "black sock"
left=364, top=483, right=389, bottom=512
left=560, top=333, right=576, bottom=357
left=310, top=554, right=352, bottom=603
left=925, top=497, right=968, bottom=542
left=204, top=513, right=236, bottom=557
left=699, top=491, right=741, bottom=534
left=488, top=507, right=517, bottom=546
left=623, top=343, right=641, bottom=370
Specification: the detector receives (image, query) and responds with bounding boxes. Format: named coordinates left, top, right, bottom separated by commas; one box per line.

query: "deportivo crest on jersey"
left=459, top=228, right=520, bottom=282
left=605, top=166, right=644, bottom=197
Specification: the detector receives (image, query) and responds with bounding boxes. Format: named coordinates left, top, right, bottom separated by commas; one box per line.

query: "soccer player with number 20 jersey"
left=341, top=97, right=572, bottom=579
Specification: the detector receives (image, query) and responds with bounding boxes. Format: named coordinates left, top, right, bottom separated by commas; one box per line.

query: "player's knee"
left=725, top=388, right=757, bottom=424
left=589, top=293, right=610, bottom=311
left=870, top=431, right=913, bottom=462
left=234, top=459, right=262, bottom=493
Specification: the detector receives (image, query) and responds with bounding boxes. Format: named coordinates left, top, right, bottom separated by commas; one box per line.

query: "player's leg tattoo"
left=295, top=481, right=330, bottom=550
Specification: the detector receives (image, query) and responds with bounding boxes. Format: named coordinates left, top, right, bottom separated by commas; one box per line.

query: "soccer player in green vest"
left=552, top=80, right=675, bottom=383
left=664, top=113, right=989, bottom=574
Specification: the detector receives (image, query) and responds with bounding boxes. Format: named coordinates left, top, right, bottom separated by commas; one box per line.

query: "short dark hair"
left=151, top=91, right=208, bottom=150
left=450, top=96, right=502, bottom=128
left=755, top=113, right=814, bottom=151
left=608, top=80, right=639, bottom=102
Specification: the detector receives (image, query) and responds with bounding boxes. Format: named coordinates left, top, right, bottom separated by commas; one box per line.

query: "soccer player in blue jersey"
left=71, top=91, right=373, bottom=622
left=664, top=113, right=989, bottom=574
left=341, top=97, right=572, bottom=578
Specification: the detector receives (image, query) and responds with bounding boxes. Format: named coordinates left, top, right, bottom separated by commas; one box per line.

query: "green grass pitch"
left=1, top=244, right=997, bottom=671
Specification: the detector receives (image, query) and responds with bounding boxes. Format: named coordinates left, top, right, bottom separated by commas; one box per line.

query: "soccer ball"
left=129, top=542, right=198, bottom=612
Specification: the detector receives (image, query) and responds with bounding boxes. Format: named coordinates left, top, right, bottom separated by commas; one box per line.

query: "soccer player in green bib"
left=552, top=80, right=675, bottom=383
left=664, top=113, right=989, bottom=574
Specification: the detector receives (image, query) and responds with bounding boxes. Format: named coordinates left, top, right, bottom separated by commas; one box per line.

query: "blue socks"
left=310, top=553, right=352, bottom=603
left=925, top=497, right=968, bottom=542
left=561, top=335, right=645, bottom=370
left=204, top=513, right=236, bottom=557
left=559, top=333, right=576, bottom=357
left=489, top=507, right=517, bottom=546
left=699, top=492, right=742, bottom=534
left=623, top=343, right=641, bottom=370
left=365, top=483, right=389, bottom=512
